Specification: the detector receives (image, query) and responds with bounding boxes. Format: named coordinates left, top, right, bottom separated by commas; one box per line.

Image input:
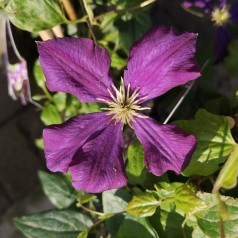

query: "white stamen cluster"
left=97, top=78, right=150, bottom=128
left=211, top=5, right=230, bottom=26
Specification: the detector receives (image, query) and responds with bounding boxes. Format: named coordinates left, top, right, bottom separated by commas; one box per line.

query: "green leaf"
left=4, top=0, right=67, bottom=32
left=126, top=193, right=160, bottom=217
left=38, top=171, right=77, bottom=209
left=116, top=214, right=158, bottom=238
left=176, top=109, right=236, bottom=176
left=77, top=191, right=96, bottom=205
left=33, top=60, right=46, bottom=90
left=40, top=103, right=62, bottom=125
left=149, top=205, right=193, bottom=238
left=35, top=138, right=44, bottom=150
left=15, top=210, right=93, bottom=238
left=78, top=102, right=101, bottom=114
left=155, top=182, right=183, bottom=199
left=213, top=144, right=238, bottom=192
left=175, top=185, right=207, bottom=215
left=53, top=92, right=67, bottom=112
left=150, top=182, right=202, bottom=237
left=111, top=51, right=127, bottom=69
left=149, top=182, right=202, bottom=237
left=77, top=230, right=88, bottom=238
left=65, top=95, right=82, bottom=118
left=0, top=0, right=8, bottom=8
left=192, top=228, right=210, bottom=238
left=115, top=11, right=152, bottom=53
left=103, top=189, right=131, bottom=214
left=195, top=192, right=238, bottom=238
left=126, top=140, right=147, bottom=185
left=103, top=189, right=131, bottom=237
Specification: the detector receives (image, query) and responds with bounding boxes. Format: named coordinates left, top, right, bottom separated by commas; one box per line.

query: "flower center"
left=97, top=78, right=150, bottom=128
left=211, top=5, right=230, bottom=26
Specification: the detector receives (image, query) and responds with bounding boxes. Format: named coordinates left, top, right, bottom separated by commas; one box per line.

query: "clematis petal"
left=230, top=3, right=238, bottom=25
left=37, top=38, right=114, bottom=102
left=69, top=120, right=127, bottom=193
left=124, top=26, right=200, bottom=103
left=132, top=116, right=196, bottom=176
left=43, top=112, right=113, bottom=173
left=214, top=26, right=231, bottom=63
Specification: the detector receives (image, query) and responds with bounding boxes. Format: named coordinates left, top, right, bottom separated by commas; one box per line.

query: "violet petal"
left=124, top=26, right=200, bottom=103
left=37, top=38, right=114, bottom=102
left=132, top=116, right=196, bottom=176
left=219, top=0, right=227, bottom=8
left=69, top=120, right=127, bottom=193
left=43, top=112, right=112, bottom=173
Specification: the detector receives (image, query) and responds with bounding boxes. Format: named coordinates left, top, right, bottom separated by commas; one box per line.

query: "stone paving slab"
left=0, top=26, right=48, bottom=235
left=0, top=184, right=11, bottom=213
left=0, top=114, right=44, bottom=201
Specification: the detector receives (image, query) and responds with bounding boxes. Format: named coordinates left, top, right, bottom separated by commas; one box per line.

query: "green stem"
left=79, top=0, right=98, bottom=46
left=65, top=15, right=88, bottom=24
left=87, top=213, right=114, bottom=235
left=79, top=203, right=105, bottom=216
left=42, top=86, right=53, bottom=100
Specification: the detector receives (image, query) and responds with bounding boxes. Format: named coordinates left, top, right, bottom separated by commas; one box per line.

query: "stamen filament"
left=97, top=78, right=150, bottom=126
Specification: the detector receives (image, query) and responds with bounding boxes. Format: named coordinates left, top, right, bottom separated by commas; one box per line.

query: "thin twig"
left=79, top=0, right=98, bottom=46
left=6, top=19, right=24, bottom=61
left=163, top=59, right=210, bottom=124
left=79, top=203, right=105, bottom=216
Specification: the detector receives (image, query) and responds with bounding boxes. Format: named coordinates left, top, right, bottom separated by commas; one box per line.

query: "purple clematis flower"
left=182, top=0, right=238, bottom=62
left=37, top=26, right=200, bottom=193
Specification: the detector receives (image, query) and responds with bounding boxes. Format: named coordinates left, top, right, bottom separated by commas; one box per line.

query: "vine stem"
left=79, top=203, right=105, bottom=216
left=85, top=213, right=114, bottom=235
left=79, top=0, right=98, bottom=46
